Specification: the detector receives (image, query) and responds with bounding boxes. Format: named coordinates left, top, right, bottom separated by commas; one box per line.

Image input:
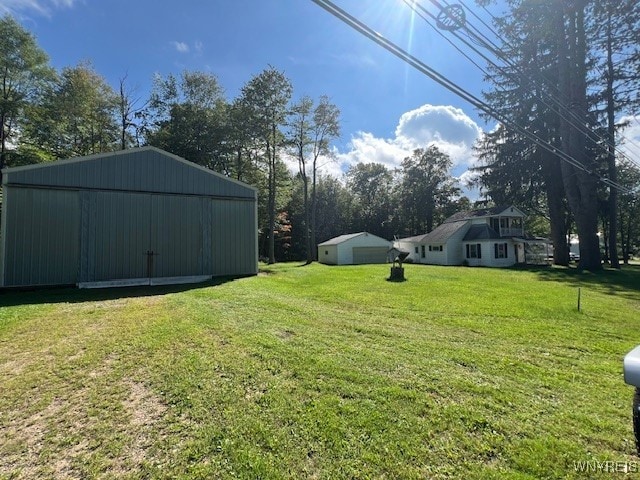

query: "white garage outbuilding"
left=318, top=232, right=391, bottom=265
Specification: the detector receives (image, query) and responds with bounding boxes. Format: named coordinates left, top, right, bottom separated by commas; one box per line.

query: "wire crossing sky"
left=5, top=0, right=640, bottom=196
left=311, top=0, right=640, bottom=195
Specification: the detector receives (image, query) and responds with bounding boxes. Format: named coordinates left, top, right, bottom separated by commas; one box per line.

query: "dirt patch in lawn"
left=0, top=366, right=170, bottom=479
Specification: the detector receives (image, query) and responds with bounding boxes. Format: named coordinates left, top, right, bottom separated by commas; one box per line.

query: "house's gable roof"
left=397, top=220, right=468, bottom=244
left=462, top=224, right=501, bottom=241
left=2, top=146, right=256, bottom=199
left=444, top=205, right=525, bottom=223
left=318, top=232, right=390, bottom=247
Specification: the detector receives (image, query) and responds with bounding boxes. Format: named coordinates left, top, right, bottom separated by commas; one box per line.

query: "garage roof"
left=2, top=147, right=256, bottom=199
left=318, top=232, right=390, bottom=246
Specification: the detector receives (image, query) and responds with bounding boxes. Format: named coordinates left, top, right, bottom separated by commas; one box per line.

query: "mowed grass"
left=0, top=263, right=639, bottom=479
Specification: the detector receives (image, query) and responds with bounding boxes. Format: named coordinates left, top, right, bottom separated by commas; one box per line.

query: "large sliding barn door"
left=150, top=195, right=205, bottom=279
left=80, top=192, right=206, bottom=284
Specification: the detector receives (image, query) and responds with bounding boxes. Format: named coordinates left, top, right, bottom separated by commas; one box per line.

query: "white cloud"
left=395, top=104, right=482, bottom=151
left=333, top=104, right=482, bottom=176
left=171, top=41, right=190, bottom=54
left=280, top=104, right=483, bottom=199
left=0, top=0, right=77, bottom=16
left=618, top=115, right=640, bottom=163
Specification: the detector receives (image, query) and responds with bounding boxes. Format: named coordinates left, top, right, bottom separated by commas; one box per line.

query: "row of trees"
left=473, top=0, right=640, bottom=269
left=3, top=5, right=639, bottom=267
left=1, top=15, right=470, bottom=263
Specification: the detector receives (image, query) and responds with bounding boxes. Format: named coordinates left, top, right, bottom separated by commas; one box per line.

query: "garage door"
left=352, top=247, right=388, bottom=264
left=82, top=192, right=204, bottom=283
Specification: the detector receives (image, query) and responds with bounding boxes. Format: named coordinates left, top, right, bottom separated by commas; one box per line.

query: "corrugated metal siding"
left=151, top=195, right=204, bottom=278
left=3, top=187, right=80, bottom=286
left=211, top=199, right=257, bottom=276
left=5, top=147, right=255, bottom=199
left=1, top=148, right=258, bottom=287
left=86, top=191, right=151, bottom=282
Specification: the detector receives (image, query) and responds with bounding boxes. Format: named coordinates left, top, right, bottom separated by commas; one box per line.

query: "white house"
left=318, top=232, right=391, bottom=265
left=395, top=206, right=550, bottom=267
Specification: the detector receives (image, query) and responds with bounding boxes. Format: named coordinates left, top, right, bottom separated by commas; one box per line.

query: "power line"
left=415, top=0, right=640, bottom=186
left=409, top=0, right=640, bottom=178
left=446, top=0, right=640, bottom=173
left=310, top=0, right=634, bottom=194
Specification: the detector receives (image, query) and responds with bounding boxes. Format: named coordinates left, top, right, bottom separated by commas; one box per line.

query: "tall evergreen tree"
left=588, top=0, right=640, bottom=267
left=555, top=0, right=602, bottom=271
left=474, top=0, right=572, bottom=265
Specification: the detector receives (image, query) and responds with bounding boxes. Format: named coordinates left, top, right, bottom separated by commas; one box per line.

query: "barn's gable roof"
left=318, top=232, right=390, bottom=246
left=2, top=146, right=256, bottom=199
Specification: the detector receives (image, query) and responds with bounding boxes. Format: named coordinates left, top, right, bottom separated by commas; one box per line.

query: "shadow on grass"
left=0, top=276, right=240, bottom=307
left=532, top=264, right=640, bottom=300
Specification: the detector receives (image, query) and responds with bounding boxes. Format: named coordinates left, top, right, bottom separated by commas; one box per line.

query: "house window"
left=429, top=245, right=443, bottom=252
left=415, top=246, right=419, bottom=254
left=421, top=245, right=426, bottom=258
left=325, top=250, right=328, bottom=255
left=466, top=243, right=482, bottom=259
left=494, top=243, right=508, bottom=259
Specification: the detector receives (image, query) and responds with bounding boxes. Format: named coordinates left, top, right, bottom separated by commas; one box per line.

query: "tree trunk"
left=310, top=159, right=318, bottom=261
left=267, top=136, right=276, bottom=265
left=556, top=0, right=602, bottom=271
left=1, top=111, right=8, bottom=182
left=604, top=7, right=620, bottom=268
left=303, top=175, right=312, bottom=264
left=544, top=153, right=569, bottom=265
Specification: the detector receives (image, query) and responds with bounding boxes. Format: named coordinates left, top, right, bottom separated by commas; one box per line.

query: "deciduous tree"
left=0, top=15, right=54, bottom=172
left=239, top=66, right=292, bottom=264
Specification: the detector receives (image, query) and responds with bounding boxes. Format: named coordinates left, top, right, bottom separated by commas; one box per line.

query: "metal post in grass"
left=623, top=346, right=640, bottom=455
left=577, top=287, right=581, bottom=312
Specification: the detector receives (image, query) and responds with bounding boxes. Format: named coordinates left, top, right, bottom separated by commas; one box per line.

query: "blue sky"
left=3, top=0, right=515, bottom=190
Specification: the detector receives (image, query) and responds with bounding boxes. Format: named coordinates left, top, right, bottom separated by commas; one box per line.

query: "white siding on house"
left=446, top=224, right=471, bottom=265
left=463, top=240, right=517, bottom=267
left=424, top=245, right=446, bottom=265
left=396, top=241, right=420, bottom=263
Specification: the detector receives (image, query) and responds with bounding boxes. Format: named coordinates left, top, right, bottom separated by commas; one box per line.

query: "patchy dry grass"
left=0, top=264, right=639, bottom=479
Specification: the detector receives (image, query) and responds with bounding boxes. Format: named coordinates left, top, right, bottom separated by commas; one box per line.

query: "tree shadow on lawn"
left=532, top=264, right=640, bottom=300
left=0, top=276, right=241, bottom=307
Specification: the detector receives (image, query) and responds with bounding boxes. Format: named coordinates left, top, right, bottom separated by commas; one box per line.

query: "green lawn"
left=1, top=263, right=639, bottom=479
